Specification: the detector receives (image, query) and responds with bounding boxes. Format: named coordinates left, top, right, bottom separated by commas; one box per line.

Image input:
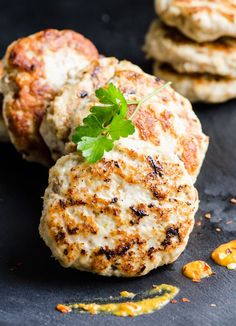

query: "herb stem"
left=127, top=100, right=139, bottom=105
left=129, top=81, right=172, bottom=121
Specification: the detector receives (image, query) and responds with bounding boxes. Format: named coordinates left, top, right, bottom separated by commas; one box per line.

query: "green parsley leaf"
left=90, top=106, right=115, bottom=126
left=77, top=136, right=114, bottom=163
left=108, top=115, right=135, bottom=140
left=95, top=83, right=128, bottom=117
left=72, top=81, right=171, bottom=163
left=72, top=115, right=102, bottom=143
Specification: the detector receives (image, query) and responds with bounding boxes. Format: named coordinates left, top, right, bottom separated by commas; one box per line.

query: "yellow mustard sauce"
left=182, top=260, right=213, bottom=282
left=119, top=291, right=135, bottom=298
left=58, top=284, right=179, bottom=317
left=211, top=240, right=236, bottom=270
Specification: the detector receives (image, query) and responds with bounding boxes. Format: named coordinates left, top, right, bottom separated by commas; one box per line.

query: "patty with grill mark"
left=39, top=138, right=198, bottom=277
left=40, top=57, right=208, bottom=181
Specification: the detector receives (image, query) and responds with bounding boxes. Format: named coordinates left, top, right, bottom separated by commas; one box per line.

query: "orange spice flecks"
left=182, top=260, right=213, bottom=282
left=181, top=297, right=190, bottom=303
left=56, top=304, right=72, bottom=313
left=211, top=240, right=236, bottom=270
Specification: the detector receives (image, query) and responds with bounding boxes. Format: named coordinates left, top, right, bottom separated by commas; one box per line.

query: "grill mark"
left=147, top=156, right=163, bottom=177
left=96, top=244, right=131, bottom=260
left=59, top=198, right=86, bottom=209
left=130, top=205, right=149, bottom=225
left=87, top=155, right=168, bottom=193
left=130, top=206, right=148, bottom=217
left=161, top=226, right=180, bottom=248
left=55, top=231, right=65, bottom=242
left=59, top=191, right=122, bottom=220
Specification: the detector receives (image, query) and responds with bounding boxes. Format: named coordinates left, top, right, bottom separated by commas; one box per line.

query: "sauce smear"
left=58, top=284, right=179, bottom=317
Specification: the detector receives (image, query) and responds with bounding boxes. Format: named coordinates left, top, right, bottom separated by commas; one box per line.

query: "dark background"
left=0, top=1, right=236, bottom=325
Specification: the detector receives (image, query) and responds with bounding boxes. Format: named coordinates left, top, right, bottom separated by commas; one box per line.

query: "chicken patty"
left=156, top=0, right=236, bottom=43
left=39, top=138, right=198, bottom=277
left=40, top=57, right=208, bottom=181
left=0, top=29, right=98, bottom=165
left=154, top=62, right=236, bottom=103
left=145, top=20, right=236, bottom=78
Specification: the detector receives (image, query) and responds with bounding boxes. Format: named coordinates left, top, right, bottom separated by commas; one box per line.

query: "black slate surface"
left=0, top=0, right=236, bottom=325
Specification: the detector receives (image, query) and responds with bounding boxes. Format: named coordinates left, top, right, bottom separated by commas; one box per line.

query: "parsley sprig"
left=72, top=81, right=171, bottom=163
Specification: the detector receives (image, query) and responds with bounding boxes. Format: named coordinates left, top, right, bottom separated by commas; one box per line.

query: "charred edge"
left=96, top=244, right=131, bottom=260
left=152, top=189, right=165, bottom=201
left=161, top=227, right=180, bottom=248
left=55, top=231, right=65, bottom=242
left=130, top=206, right=148, bottom=217
left=59, top=198, right=86, bottom=209
left=114, top=161, right=120, bottom=168
left=80, top=91, right=88, bottom=98
left=9, top=50, right=36, bottom=72
left=130, top=206, right=149, bottom=225
left=111, top=197, right=118, bottom=204
left=137, top=264, right=146, bottom=274
left=104, top=178, right=110, bottom=182
left=59, top=199, right=67, bottom=209
left=147, top=246, right=156, bottom=258
left=67, top=227, right=78, bottom=235
left=147, top=156, right=163, bottom=177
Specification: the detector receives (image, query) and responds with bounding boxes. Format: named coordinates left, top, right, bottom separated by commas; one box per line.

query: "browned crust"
left=164, top=0, right=236, bottom=20
left=2, top=29, right=98, bottom=164
left=41, top=149, right=196, bottom=276
left=162, top=22, right=236, bottom=52
left=116, top=70, right=204, bottom=178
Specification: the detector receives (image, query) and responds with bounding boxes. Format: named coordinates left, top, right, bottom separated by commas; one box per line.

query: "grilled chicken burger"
left=40, top=57, right=208, bottom=181
left=0, top=29, right=98, bottom=164
left=39, top=138, right=198, bottom=277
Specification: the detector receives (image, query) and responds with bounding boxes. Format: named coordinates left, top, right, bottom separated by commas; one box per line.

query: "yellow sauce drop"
left=182, top=260, right=213, bottom=282
left=211, top=240, right=236, bottom=270
left=120, top=291, right=135, bottom=298
left=66, top=284, right=179, bottom=317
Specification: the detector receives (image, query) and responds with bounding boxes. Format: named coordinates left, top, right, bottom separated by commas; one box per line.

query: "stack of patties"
left=144, top=0, right=236, bottom=103
left=0, top=29, right=209, bottom=277
left=39, top=57, right=208, bottom=277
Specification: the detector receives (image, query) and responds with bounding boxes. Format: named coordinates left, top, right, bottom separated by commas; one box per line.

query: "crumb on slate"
left=182, top=297, right=190, bottom=303
left=204, top=213, right=211, bottom=219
